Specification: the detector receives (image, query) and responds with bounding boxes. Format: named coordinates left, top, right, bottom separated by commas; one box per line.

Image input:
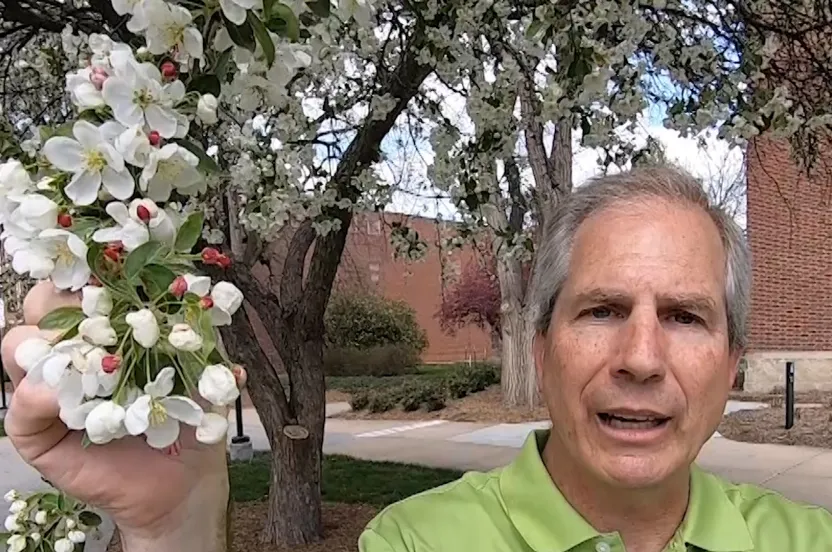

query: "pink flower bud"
left=169, top=276, right=188, bottom=298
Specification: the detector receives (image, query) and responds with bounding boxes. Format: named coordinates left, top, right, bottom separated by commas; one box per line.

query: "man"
left=2, top=167, right=831, bottom=552
left=358, top=167, right=832, bottom=552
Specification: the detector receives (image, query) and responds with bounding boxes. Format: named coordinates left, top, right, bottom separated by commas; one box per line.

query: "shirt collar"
left=682, top=465, right=754, bottom=551
left=499, top=430, right=600, bottom=552
left=500, top=430, right=755, bottom=552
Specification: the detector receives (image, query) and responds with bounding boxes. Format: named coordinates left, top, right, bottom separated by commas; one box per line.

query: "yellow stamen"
left=149, top=400, right=168, bottom=427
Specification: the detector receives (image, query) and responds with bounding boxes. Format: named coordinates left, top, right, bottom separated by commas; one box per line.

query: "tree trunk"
left=263, top=337, right=326, bottom=544
left=500, top=302, right=538, bottom=407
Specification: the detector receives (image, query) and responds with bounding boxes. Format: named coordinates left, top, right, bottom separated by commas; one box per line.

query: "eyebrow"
left=574, top=288, right=718, bottom=313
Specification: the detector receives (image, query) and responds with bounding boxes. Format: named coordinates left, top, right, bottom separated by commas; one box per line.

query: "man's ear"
left=533, top=330, right=548, bottom=386
left=729, top=347, right=745, bottom=388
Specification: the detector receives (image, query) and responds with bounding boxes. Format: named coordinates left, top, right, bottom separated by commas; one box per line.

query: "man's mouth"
left=597, top=412, right=671, bottom=430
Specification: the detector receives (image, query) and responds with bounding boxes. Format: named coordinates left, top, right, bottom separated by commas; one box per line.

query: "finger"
left=23, top=281, right=82, bottom=326
left=1, top=325, right=61, bottom=387
left=232, top=365, right=247, bottom=390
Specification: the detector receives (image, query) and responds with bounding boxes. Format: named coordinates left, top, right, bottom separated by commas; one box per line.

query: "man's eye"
left=673, top=311, right=699, bottom=325
left=590, top=307, right=613, bottom=319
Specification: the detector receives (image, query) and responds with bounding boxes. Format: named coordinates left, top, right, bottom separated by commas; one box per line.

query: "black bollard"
left=232, top=396, right=248, bottom=444
left=785, top=361, right=795, bottom=430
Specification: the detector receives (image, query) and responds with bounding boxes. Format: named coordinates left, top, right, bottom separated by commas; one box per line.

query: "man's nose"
left=613, top=311, right=667, bottom=383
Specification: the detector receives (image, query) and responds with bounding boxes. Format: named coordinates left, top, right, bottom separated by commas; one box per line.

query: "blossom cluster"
left=2, top=489, right=101, bottom=552
left=0, top=26, right=248, bottom=451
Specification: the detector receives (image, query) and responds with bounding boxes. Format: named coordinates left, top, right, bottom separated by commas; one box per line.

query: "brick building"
left=247, top=212, right=495, bottom=368
left=337, top=212, right=495, bottom=363
left=744, top=136, right=832, bottom=391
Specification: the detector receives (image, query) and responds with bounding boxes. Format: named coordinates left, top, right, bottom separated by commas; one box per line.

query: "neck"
left=542, top=438, right=690, bottom=552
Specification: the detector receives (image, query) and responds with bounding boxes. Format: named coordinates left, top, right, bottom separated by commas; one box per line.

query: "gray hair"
left=533, top=166, right=751, bottom=351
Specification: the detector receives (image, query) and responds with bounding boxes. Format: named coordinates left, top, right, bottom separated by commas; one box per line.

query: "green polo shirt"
left=359, top=430, right=832, bottom=551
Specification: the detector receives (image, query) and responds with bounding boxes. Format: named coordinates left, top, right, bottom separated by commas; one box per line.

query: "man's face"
left=535, top=198, right=741, bottom=489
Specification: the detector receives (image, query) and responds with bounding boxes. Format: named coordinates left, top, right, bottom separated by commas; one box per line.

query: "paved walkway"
left=1, top=399, right=830, bottom=551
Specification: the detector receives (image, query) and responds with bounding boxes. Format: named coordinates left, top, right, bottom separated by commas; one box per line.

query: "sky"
left=383, top=110, right=746, bottom=227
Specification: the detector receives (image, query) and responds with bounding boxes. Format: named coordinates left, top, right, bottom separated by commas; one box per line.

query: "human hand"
left=1, top=282, right=246, bottom=552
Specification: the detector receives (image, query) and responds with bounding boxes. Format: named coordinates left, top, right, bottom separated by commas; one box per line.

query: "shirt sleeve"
left=358, top=527, right=407, bottom=552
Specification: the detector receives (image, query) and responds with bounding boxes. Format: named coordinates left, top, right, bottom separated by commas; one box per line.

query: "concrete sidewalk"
left=1, top=400, right=830, bottom=552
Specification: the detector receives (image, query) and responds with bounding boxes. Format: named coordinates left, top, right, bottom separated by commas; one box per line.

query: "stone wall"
left=744, top=351, right=832, bottom=392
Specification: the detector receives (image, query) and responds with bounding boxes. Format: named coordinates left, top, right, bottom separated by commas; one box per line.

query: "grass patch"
left=229, top=454, right=463, bottom=506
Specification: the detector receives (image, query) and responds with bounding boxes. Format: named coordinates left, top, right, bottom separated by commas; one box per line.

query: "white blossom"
left=124, top=367, right=204, bottom=449
left=54, top=539, right=74, bottom=552
left=145, top=2, right=203, bottom=65
left=81, top=286, right=113, bottom=317
left=8, top=500, right=26, bottom=514
left=112, top=0, right=153, bottom=33
left=3, top=491, right=19, bottom=503
left=68, top=531, right=86, bottom=544
left=4, top=514, right=22, bottom=532
left=219, top=0, right=262, bottom=26
left=140, top=144, right=204, bottom=201
left=34, top=511, right=47, bottom=525
left=210, top=282, right=243, bottom=326
left=183, top=274, right=211, bottom=297
left=42, top=120, right=134, bottom=206
left=14, top=338, right=53, bottom=374
left=126, top=309, right=160, bottom=348
left=92, top=201, right=150, bottom=251
left=6, top=535, right=26, bottom=552
left=85, top=401, right=128, bottom=444
left=197, top=94, right=219, bottom=125
left=196, top=412, right=229, bottom=445
left=79, top=316, right=118, bottom=347
left=168, top=323, right=203, bottom=352
left=16, top=229, right=90, bottom=291
left=198, top=364, right=239, bottom=407
left=102, top=62, right=186, bottom=139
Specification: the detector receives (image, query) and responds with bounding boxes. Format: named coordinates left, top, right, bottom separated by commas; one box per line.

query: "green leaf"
left=38, top=307, right=85, bottom=331
left=248, top=13, right=276, bottom=68
left=526, top=19, right=546, bottom=40
left=79, top=511, right=103, bottom=528
left=199, top=310, right=216, bottom=357
left=305, top=0, right=331, bottom=18
left=124, top=241, right=163, bottom=281
left=141, top=264, right=177, bottom=298
left=171, top=138, right=220, bottom=173
left=188, top=74, right=221, bottom=97
left=223, top=15, right=257, bottom=51
left=40, top=122, right=74, bottom=142
left=40, top=494, right=59, bottom=510
left=214, top=49, right=233, bottom=81
left=264, top=3, right=300, bottom=41
left=175, top=212, right=205, bottom=253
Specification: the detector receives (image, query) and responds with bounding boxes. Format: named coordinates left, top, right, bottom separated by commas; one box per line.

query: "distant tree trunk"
left=495, top=67, right=574, bottom=408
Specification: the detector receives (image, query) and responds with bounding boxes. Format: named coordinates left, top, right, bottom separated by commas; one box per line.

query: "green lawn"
left=229, top=454, right=463, bottom=506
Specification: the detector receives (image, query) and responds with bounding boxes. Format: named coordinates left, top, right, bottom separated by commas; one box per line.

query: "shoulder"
left=359, top=468, right=510, bottom=551
left=716, top=474, right=832, bottom=546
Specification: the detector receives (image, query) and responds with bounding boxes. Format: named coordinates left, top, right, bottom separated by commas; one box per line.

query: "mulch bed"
left=719, top=405, right=832, bottom=448
left=108, top=502, right=378, bottom=552
left=337, top=385, right=550, bottom=424
left=728, top=389, right=832, bottom=407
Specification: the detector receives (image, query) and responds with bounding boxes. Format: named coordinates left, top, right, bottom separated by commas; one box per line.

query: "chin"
left=596, top=454, right=682, bottom=489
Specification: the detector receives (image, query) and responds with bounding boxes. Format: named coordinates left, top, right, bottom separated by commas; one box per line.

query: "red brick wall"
left=746, top=137, right=832, bottom=351
left=338, top=213, right=494, bottom=364
left=245, top=213, right=495, bottom=368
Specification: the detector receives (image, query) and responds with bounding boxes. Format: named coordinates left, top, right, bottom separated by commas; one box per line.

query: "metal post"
left=0, top=352, right=6, bottom=411
left=234, top=396, right=244, bottom=440
left=785, top=361, right=795, bottom=430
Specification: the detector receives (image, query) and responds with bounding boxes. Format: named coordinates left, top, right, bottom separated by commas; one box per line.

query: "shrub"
left=368, top=392, right=397, bottom=413
left=325, top=294, right=428, bottom=354
left=323, top=344, right=420, bottom=377
left=446, top=374, right=472, bottom=399
left=458, top=362, right=500, bottom=393
left=350, top=391, right=371, bottom=411
left=401, top=382, right=447, bottom=412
